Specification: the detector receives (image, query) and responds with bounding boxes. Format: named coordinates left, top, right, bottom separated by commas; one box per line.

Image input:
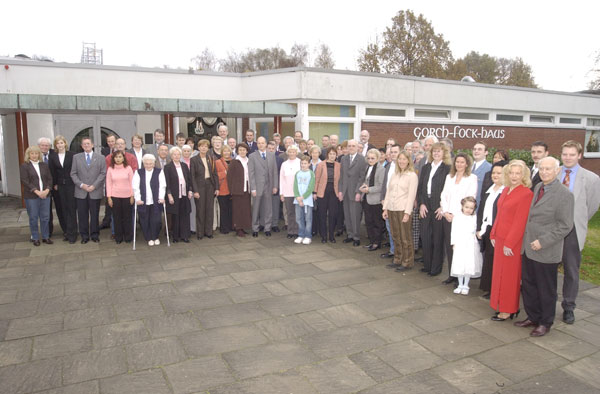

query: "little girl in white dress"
left=451, top=196, right=483, bottom=295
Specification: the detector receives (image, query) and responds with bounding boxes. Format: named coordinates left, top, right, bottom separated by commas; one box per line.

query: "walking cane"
left=132, top=203, right=137, bottom=251
left=163, top=202, right=171, bottom=247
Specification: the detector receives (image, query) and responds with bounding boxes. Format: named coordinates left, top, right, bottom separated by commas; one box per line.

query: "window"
left=414, top=109, right=450, bottom=119
left=458, top=112, right=489, bottom=120
left=530, top=115, right=554, bottom=123
left=255, top=121, right=295, bottom=139
left=365, top=108, right=406, bottom=117
left=309, top=122, right=353, bottom=143
left=69, top=127, right=119, bottom=153
left=496, top=114, right=523, bottom=122
left=587, top=118, right=600, bottom=127
left=308, top=104, right=355, bottom=117
left=559, top=117, right=581, bottom=125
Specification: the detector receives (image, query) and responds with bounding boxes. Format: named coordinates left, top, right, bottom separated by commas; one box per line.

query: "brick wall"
left=363, top=121, right=600, bottom=174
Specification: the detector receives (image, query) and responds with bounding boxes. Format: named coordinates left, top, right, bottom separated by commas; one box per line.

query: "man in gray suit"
left=339, top=139, right=367, bottom=246
left=248, top=136, right=278, bottom=237
left=146, top=129, right=173, bottom=160
left=516, top=157, right=574, bottom=337
left=471, top=141, right=492, bottom=209
left=155, top=144, right=171, bottom=169
left=70, top=137, right=107, bottom=243
left=559, top=140, right=600, bottom=324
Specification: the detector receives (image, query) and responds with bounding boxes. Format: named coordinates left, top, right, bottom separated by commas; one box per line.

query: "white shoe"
left=453, top=286, right=462, bottom=294
left=302, top=237, right=312, bottom=245
left=148, top=240, right=154, bottom=246
left=294, top=237, right=303, bottom=244
left=154, top=239, right=160, bottom=245
left=461, top=287, right=469, bottom=295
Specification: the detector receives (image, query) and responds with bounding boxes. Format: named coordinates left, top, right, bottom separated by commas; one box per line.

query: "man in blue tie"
left=248, top=136, right=278, bottom=237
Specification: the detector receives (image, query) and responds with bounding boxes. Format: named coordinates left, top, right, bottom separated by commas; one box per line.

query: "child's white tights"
left=457, top=275, right=471, bottom=288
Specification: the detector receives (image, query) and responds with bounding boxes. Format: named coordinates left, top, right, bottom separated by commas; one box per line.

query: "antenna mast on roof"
left=81, top=42, right=103, bottom=65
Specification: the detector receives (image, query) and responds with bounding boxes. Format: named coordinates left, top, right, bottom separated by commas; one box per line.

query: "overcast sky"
left=2, top=0, right=598, bottom=92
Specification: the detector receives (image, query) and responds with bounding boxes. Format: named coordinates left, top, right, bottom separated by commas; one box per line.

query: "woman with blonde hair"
left=440, top=152, right=478, bottom=284
left=20, top=145, right=53, bottom=246
left=489, top=159, right=533, bottom=321
left=49, top=135, right=78, bottom=243
left=382, top=150, right=419, bottom=270
left=360, top=148, right=386, bottom=251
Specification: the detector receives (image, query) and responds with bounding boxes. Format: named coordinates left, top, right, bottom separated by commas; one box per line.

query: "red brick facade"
left=363, top=121, right=600, bottom=174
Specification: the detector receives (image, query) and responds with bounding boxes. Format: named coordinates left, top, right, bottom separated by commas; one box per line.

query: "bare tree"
left=314, top=44, right=335, bottom=69
left=191, top=47, right=217, bottom=71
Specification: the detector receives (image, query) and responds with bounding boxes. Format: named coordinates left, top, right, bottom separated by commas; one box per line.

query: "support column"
left=163, top=114, right=174, bottom=144
left=16, top=112, right=28, bottom=207
left=274, top=116, right=282, bottom=137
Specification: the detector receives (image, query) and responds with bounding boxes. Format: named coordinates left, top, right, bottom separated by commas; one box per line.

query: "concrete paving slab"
left=297, top=356, right=376, bottom=393
left=62, top=347, right=127, bottom=385
left=348, top=351, right=400, bottom=383
left=502, top=369, right=598, bottom=394
left=0, top=358, right=62, bottom=394
left=126, top=336, right=187, bottom=370
left=299, top=325, right=386, bottom=359
left=0, top=337, right=31, bottom=367
left=143, top=312, right=201, bottom=338
left=562, top=351, right=600, bottom=390
left=99, top=369, right=171, bottom=394
left=181, top=324, right=268, bottom=356
left=209, top=371, right=317, bottom=394
left=433, top=357, right=513, bottom=393
left=163, top=356, right=236, bottom=394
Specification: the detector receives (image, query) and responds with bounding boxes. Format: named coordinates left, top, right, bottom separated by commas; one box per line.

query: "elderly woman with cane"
left=133, top=154, right=166, bottom=247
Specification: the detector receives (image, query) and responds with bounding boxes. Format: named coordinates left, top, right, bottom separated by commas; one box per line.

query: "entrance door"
left=54, top=115, right=137, bottom=153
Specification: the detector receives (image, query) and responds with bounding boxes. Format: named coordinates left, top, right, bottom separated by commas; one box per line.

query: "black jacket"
left=48, top=150, right=75, bottom=186
left=417, top=162, right=450, bottom=210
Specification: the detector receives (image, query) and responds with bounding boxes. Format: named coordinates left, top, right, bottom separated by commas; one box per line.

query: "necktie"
left=472, top=163, right=477, bottom=172
left=262, top=152, right=266, bottom=160
left=44, top=154, right=48, bottom=164
left=563, top=169, right=571, bottom=188
left=534, top=186, right=544, bottom=205
left=86, top=153, right=91, bottom=166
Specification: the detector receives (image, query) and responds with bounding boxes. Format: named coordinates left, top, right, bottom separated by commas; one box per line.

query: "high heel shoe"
left=491, top=309, right=520, bottom=321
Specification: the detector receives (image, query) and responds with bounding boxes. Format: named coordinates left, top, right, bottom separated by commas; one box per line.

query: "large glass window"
left=308, top=104, right=355, bottom=117
left=458, top=112, right=489, bottom=120
left=414, top=109, right=450, bottom=119
left=496, top=114, right=523, bottom=122
left=530, top=115, right=554, bottom=123
left=309, top=122, right=353, bottom=144
left=589, top=118, right=600, bottom=127
left=255, top=121, right=296, bottom=139
left=560, top=117, right=582, bottom=125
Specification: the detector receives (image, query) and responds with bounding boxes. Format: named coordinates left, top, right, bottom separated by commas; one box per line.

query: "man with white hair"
left=359, top=130, right=376, bottom=156
left=415, top=135, right=439, bottom=173
left=217, top=124, right=229, bottom=140
left=278, top=136, right=295, bottom=161
left=227, top=137, right=237, bottom=158
left=37, top=137, right=56, bottom=238
left=329, top=134, right=339, bottom=149
left=516, top=156, right=574, bottom=337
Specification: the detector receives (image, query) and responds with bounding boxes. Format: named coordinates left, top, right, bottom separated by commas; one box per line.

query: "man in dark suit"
left=339, top=139, right=367, bottom=246
left=248, top=136, right=278, bottom=237
left=70, top=137, right=106, bottom=243
left=244, top=129, right=259, bottom=154
left=146, top=129, right=173, bottom=160
left=471, top=142, right=492, bottom=209
left=155, top=144, right=171, bottom=169
left=516, top=157, right=574, bottom=337
left=559, top=140, right=600, bottom=324
left=530, top=141, right=548, bottom=191
left=37, top=137, right=55, bottom=238
left=359, top=130, right=376, bottom=157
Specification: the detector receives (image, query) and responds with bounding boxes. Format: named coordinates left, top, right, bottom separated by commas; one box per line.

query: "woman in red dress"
left=489, top=160, right=533, bottom=321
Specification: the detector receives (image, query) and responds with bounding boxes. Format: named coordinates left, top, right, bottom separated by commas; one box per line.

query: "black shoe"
left=427, top=272, right=440, bottom=277
left=363, top=243, right=373, bottom=249
left=197, top=236, right=203, bottom=240
left=205, top=235, right=214, bottom=239
left=42, top=238, right=53, bottom=245
left=258, top=225, right=265, bottom=232
left=321, top=238, right=327, bottom=244
left=312, top=231, right=317, bottom=236
left=386, top=263, right=399, bottom=269
left=33, top=240, right=41, bottom=246
left=287, top=234, right=294, bottom=239
left=368, top=244, right=380, bottom=251
left=442, top=277, right=456, bottom=285
left=69, top=239, right=76, bottom=244
left=115, top=240, right=122, bottom=244
left=329, top=238, right=336, bottom=243
left=191, top=231, right=196, bottom=235
left=353, top=240, right=360, bottom=247
left=481, top=292, right=491, bottom=300
left=91, top=238, right=99, bottom=243
left=491, top=309, right=520, bottom=321
left=383, top=242, right=390, bottom=247
left=172, top=239, right=179, bottom=243
left=182, top=239, right=190, bottom=243
left=63, top=236, right=69, bottom=242
left=380, top=252, right=394, bottom=259
left=414, top=256, right=424, bottom=263
left=420, top=268, right=429, bottom=273
left=335, top=230, right=344, bottom=237
left=265, top=231, right=271, bottom=237
left=343, top=238, right=353, bottom=244
left=252, top=232, right=258, bottom=238
left=272, top=227, right=280, bottom=233
left=395, top=266, right=411, bottom=272
left=81, top=238, right=89, bottom=244
left=563, top=310, right=575, bottom=324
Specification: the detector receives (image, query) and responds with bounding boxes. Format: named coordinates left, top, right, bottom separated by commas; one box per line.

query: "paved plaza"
left=0, top=196, right=599, bottom=394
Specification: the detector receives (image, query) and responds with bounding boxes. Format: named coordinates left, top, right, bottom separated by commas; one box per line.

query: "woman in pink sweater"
left=106, top=151, right=134, bottom=244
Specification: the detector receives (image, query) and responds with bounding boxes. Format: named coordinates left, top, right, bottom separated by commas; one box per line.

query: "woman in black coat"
left=20, top=146, right=53, bottom=246
left=164, top=147, right=193, bottom=243
left=476, top=160, right=508, bottom=298
left=48, top=135, right=78, bottom=243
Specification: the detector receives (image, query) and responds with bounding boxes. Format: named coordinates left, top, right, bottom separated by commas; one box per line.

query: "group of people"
left=20, top=126, right=600, bottom=337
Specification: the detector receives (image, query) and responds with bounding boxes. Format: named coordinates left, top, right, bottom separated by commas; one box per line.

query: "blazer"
left=248, top=150, right=278, bottom=196
left=314, top=160, right=340, bottom=198
left=70, top=151, right=107, bottom=199
left=155, top=156, right=171, bottom=169
left=415, top=155, right=429, bottom=174
left=163, top=161, right=192, bottom=215
left=189, top=154, right=219, bottom=193
left=472, top=160, right=492, bottom=207
left=227, top=159, right=247, bottom=196
left=476, top=185, right=502, bottom=232
left=338, top=153, right=367, bottom=197
left=416, top=162, right=450, bottom=211
left=215, top=158, right=231, bottom=196
left=245, top=141, right=259, bottom=154
left=20, top=161, right=53, bottom=199
left=564, top=166, right=600, bottom=250
left=363, top=162, right=385, bottom=205
left=146, top=143, right=173, bottom=160
left=521, top=179, right=574, bottom=263
left=48, top=150, right=75, bottom=187
left=360, top=143, right=377, bottom=157
left=530, top=168, right=542, bottom=191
